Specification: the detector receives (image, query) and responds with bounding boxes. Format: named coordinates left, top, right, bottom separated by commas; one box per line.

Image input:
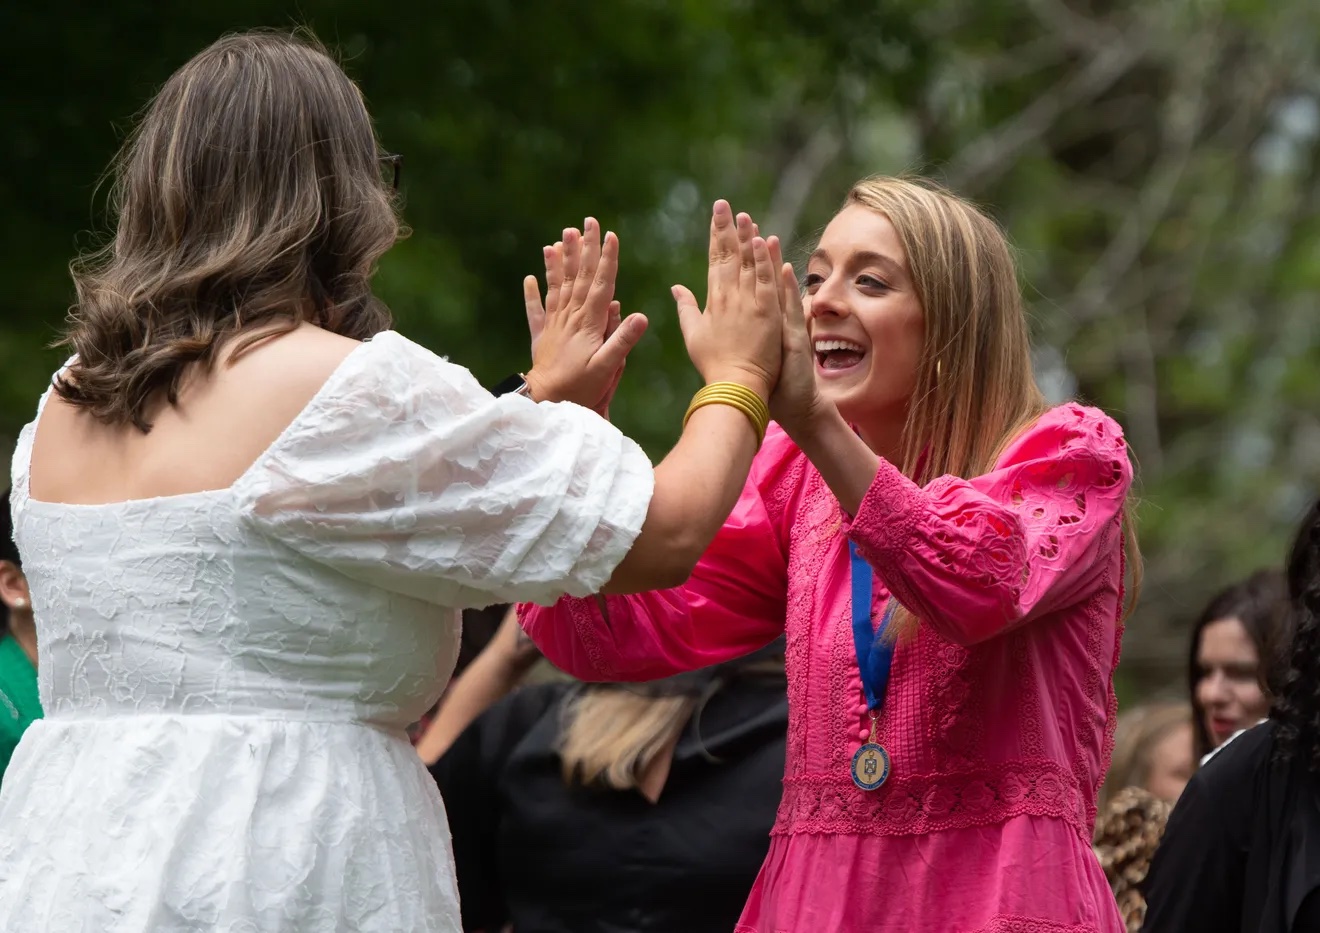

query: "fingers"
left=736, top=212, right=757, bottom=306
left=752, top=237, right=778, bottom=319
left=767, top=235, right=784, bottom=274
left=561, top=228, right=581, bottom=306
left=767, top=235, right=787, bottom=324
left=569, top=217, right=602, bottom=313
left=523, top=275, right=546, bottom=340
left=671, top=284, right=701, bottom=338
left=557, top=220, right=615, bottom=330
left=780, top=262, right=810, bottom=342
left=580, top=217, right=601, bottom=286
left=706, top=200, right=738, bottom=310
left=604, top=300, right=622, bottom=338
left=589, top=230, right=619, bottom=315
left=593, top=312, right=649, bottom=375
left=544, top=243, right=564, bottom=317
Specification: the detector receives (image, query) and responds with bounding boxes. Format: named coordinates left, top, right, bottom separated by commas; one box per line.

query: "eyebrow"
left=808, top=248, right=907, bottom=281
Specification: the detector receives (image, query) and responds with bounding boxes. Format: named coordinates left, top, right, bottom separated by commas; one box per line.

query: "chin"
left=819, top=378, right=873, bottom=422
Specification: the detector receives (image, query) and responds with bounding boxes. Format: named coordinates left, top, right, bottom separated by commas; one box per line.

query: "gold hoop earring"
left=934, top=359, right=943, bottom=380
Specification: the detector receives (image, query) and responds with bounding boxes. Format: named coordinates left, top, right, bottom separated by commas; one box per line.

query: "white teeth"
left=813, top=339, right=865, bottom=354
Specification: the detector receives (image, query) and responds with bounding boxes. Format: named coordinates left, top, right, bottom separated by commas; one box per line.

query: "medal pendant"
left=850, top=741, right=890, bottom=791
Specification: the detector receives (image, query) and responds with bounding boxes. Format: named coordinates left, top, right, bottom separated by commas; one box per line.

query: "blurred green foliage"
left=4, top=0, right=1319, bottom=694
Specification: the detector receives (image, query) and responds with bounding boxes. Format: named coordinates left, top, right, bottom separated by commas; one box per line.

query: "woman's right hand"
left=524, top=218, right=649, bottom=408
left=672, top=201, right=782, bottom=400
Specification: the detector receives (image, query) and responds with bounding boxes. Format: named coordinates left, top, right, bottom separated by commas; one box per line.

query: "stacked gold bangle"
left=682, top=381, right=770, bottom=445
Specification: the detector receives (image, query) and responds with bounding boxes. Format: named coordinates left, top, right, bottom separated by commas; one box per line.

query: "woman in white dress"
left=0, top=30, right=788, bottom=932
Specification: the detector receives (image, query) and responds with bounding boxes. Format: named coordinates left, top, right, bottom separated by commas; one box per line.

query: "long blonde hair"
left=845, top=176, right=1047, bottom=486
left=57, top=30, right=399, bottom=432
left=842, top=176, right=1142, bottom=626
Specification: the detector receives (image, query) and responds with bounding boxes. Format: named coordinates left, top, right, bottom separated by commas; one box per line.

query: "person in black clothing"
left=429, top=642, right=787, bottom=933
left=1142, top=499, right=1320, bottom=932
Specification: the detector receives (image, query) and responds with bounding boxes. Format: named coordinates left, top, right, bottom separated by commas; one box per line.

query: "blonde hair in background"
left=841, top=177, right=1142, bottom=634
left=1096, top=700, right=1193, bottom=813
left=558, top=689, right=699, bottom=791
left=57, top=29, right=401, bottom=432
left=558, top=656, right=784, bottom=791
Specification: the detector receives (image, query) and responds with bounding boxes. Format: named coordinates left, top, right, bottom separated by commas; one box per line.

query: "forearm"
left=414, top=650, right=528, bottom=765
left=603, top=401, right=761, bottom=594
left=787, top=406, right=880, bottom=517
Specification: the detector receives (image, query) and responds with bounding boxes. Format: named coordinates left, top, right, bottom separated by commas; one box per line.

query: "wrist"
left=522, top=369, right=554, bottom=404
left=785, top=400, right=846, bottom=453
left=492, top=651, right=537, bottom=681
left=703, top=368, right=773, bottom=402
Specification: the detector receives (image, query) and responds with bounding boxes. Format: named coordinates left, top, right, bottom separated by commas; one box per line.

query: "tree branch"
left=763, top=123, right=843, bottom=252
left=946, top=37, right=1146, bottom=193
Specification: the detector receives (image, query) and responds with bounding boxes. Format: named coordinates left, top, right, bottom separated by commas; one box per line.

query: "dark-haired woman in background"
left=0, top=491, right=39, bottom=784
left=430, top=640, right=787, bottom=933
left=1189, top=570, right=1290, bottom=762
left=1142, top=500, right=1320, bottom=932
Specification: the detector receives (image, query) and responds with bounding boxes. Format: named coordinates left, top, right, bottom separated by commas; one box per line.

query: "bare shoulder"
left=28, top=324, right=382, bottom=504
left=220, top=323, right=366, bottom=396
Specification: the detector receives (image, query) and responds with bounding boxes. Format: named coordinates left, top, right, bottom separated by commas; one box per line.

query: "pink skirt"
left=736, top=814, right=1122, bottom=933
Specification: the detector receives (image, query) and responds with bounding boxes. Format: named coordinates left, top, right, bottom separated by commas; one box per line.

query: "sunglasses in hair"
left=380, top=153, right=403, bottom=191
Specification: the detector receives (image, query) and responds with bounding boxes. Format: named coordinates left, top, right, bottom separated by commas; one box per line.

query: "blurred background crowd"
left=3, top=1, right=1320, bottom=931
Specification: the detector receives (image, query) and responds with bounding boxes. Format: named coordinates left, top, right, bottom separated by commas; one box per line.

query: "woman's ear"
left=0, top=561, right=31, bottom=611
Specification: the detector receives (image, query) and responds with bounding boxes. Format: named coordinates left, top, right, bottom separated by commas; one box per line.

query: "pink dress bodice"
left=520, top=403, right=1131, bottom=933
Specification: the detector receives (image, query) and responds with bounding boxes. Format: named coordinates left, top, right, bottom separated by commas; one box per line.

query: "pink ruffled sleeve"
left=517, top=427, right=800, bottom=681
left=847, top=403, right=1131, bottom=646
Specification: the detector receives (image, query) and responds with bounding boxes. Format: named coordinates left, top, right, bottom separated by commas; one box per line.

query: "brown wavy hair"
left=56, top=29, right=400, bottom=431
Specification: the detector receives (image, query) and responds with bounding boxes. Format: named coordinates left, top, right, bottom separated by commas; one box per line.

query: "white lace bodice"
left=0, top=330, right=654, bottom=932
left=11, top=330, right=652, bottom=724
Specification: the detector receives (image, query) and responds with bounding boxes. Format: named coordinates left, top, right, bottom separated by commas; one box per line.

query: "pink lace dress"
left=520, top=403, right=1130, bottom=933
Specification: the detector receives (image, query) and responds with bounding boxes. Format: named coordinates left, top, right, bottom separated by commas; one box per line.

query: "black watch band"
left=492, top=373, right=532, bottom=398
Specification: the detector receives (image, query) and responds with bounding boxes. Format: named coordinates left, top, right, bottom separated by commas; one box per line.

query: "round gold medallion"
left=851, top=742, right=891, bottom=791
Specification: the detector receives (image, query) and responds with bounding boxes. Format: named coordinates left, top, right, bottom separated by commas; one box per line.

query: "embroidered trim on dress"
left=773, top=758, right=1089, bottom=838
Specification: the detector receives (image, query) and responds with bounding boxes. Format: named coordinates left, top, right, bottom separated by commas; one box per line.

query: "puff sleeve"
left=234, top=331, right=654, bottom=609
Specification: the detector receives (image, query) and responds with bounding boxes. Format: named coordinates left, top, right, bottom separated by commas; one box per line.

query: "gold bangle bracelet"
left=682, top=381, right=770, bottom=445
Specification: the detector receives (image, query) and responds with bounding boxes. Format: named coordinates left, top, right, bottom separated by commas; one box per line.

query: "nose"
left=1198, top=670, right=1231, bottom=708
left=805, top=272, right=851, bottom=322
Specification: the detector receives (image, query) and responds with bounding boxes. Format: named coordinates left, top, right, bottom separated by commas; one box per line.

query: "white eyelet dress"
left=0, top=331, right=654, bottom=932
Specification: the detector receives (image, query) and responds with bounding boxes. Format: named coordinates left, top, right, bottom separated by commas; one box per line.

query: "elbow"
left=652, top=527, right=708, bottom=590
left=923, top=596, right=1021, bottom=647
left=647, top=551, right=699, bottom=591
left=940, top=618, right=1005, bottom=648
left=611, top=525, right=704, bottom=593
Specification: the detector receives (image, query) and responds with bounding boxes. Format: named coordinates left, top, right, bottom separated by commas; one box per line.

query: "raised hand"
left=523, top=218, right=648, bottom=409
left=767, top=236, right=831, bottom=436
left=671, top=201, right=782, bottom=400
left=524, top=236, right=627, bottom=417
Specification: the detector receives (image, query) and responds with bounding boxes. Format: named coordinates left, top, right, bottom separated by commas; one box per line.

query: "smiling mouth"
left=814, top=339, right=866, bottom=373
left=1211, top=717, right=1238, bottom=735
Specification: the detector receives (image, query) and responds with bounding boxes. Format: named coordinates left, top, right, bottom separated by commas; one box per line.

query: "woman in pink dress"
left=520, top=176, right=1137, bottom=932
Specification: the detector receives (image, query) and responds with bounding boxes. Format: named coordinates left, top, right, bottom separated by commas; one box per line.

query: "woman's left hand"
left=766, top=236, right=831, bottom=438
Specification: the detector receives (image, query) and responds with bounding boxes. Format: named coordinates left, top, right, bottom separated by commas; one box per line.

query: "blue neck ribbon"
left=849, top=541, right=897, bottom=712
